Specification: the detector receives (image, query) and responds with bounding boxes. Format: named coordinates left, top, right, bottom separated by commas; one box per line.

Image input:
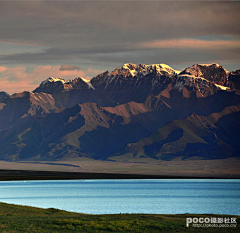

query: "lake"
left=0, top=179, right=239, bottom=215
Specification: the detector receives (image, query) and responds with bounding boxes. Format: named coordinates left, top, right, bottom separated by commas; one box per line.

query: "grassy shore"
left=0, top=169, right=239, bottom=232
left=0, top=202, right=239, bottom=233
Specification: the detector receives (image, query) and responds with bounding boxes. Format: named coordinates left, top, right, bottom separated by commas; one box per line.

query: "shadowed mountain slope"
left=0, top=63, right=239, bottom=161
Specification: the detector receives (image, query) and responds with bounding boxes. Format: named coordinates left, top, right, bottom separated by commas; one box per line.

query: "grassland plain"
left=0, top=157, right=240, bottom=178
left=0, top=202, right=239, bottom=233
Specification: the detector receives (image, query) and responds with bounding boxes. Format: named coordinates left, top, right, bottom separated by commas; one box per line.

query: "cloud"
left=0, top=65, right=103, bottom=94
left=0, top=1, right=239, bottom=73
left=1, top=38, right=239, bottom=68
left=59, top=65, right=80, bottom=71
left=0, top=66, right=7, bottom=72
left=0, top=1, right=239, bottom=48
left=134, top=39, right=240, bottom=50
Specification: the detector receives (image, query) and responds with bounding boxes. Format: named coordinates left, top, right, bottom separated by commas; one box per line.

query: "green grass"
left=0, top=202, right=239, bottom=232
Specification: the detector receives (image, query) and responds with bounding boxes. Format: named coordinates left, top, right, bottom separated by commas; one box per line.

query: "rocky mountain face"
left=0, top=91, right=60, bottom=131
left=0, top=91, right=10, bottom=100
left=0, top=63, right=239, bottom=161
left=90, top=64, right=177, bottom=105
left=180, top=63, right=240, bottom=90
left=0, top=92, right=10, bottom=111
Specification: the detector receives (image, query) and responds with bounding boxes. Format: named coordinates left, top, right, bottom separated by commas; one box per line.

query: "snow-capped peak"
left=41, top=77, right=66, bottom=85
left=144, top=64, right=175, bottom=76
left=40, top=77, right=91, bottom=86
left=110, top=63, right=176, bottom=77
left=34, top=77, right=93, bottom=94
left=183, top=63, right=229, bottom=76
left=120, top=63, right=138, bottom=76
left=122, top=63, right=137, bottom=70
left=198, top=63, right=221, bottom=68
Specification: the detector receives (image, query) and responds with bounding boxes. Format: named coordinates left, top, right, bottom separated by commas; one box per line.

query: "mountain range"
left=0, top=63, right=239, bottom=162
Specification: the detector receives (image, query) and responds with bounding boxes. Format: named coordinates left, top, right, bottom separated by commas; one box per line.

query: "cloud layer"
left=59, top=65, right=80, bottom=71
left=0, top=65, right=102, bottom=94
left=135, top=39, right=240, bottom=50
left=0, top=1, right=239, bottom=93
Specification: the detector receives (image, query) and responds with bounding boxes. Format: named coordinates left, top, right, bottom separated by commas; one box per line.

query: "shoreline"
left=0, top=202, right=239, bottom=233
left=1, top=201, right=240, bottom=216
left=1, top=169, right=240, bottom=181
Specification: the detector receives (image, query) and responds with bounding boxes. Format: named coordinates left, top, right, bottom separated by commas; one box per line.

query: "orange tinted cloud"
left=32, top=65, right=86, bottom=81
left=0, top=66, right=8, bottom=72
left=0, top=65, right=103, bottom=94
left=0, top=79, right=37, bottom=95
left=135, top=39, right=240, bottom=50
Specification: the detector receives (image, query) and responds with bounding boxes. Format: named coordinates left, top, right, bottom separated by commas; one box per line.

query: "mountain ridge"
left=0, top=63, right=239, bottom=162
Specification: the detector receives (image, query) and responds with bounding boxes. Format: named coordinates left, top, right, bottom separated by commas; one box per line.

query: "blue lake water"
left=0, top=179, right=239, bottom=215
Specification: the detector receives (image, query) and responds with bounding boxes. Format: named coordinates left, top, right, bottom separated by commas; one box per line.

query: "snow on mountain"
left=41, top=77, right=66, bottom=85
left=109, top=63, right=176, bottom=78
left=176, top=63, right=240, bottom=91
left=179, top=63, right=231, bottom=88
left=214, top=83, right=230, bottom=91
left=88, top=62, right=238, bottom=105
left=0, top=63, right=240, bottom=162
left=91, top=63, right=177, bottom=91
left=34, top=77, right=94, bottom=94
left=28, top=63, right=239, bottom=105
left=174, top=73, right=220, bottom=92
left=180, top=63, right=228, bottom=77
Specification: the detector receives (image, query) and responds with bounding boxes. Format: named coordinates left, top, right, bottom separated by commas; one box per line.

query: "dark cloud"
left=0, top=1, right=239, bottom=70
left=0, top=41, right=238, bottom=68
left=1, top=1, right=239, bottom=46
left=59, top=65, right=80, bottom=71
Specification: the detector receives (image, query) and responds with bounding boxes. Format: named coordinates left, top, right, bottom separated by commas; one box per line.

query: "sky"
left=0, top=0, right=239, bottom=94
